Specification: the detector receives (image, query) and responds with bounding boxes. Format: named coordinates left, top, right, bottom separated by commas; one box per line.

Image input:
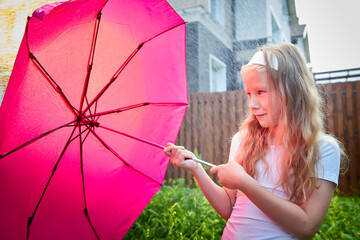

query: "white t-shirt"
left=222, top=132, right=341, bottom=240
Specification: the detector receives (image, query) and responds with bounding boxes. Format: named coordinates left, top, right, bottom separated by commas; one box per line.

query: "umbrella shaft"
left=192, top=157, right=216, bottom=168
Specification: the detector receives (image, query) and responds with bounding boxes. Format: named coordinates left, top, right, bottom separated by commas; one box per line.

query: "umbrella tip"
left=138, top=43, right=144, bottom=50
left=27, top=216, right=33, bottom=227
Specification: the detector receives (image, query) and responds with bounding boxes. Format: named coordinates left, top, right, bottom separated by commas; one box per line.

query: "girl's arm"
left=164, top=143, right=235, bottom=220
left=211, top=161, right=335, bottom=240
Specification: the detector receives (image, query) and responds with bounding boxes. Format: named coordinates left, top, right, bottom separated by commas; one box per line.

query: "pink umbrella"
left=0, top=0, right=187, bottom=239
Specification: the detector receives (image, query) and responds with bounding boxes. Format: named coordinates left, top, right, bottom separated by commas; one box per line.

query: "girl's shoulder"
left=317, top=133, right=341, bottom=185
left=229, top=131, right=245, bottom=162
left=231, top=130, right=247, bottom=148
left=231, top=131, right=241, bottom=143
left=319, top=133, right=340, bottom=153
left=232, top=130, right=247, bottom=142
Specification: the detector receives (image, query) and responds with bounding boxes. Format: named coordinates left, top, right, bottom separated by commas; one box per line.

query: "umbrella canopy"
left=0, top=0, right=187, bottom=239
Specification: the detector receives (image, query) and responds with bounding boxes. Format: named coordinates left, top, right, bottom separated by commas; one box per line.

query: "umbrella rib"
left=27, top=125, right=78, bottom=240
left=88, top=128, right=130, bottom=166
left=94, top=100, right=99, bottom=119
left=82, top=45, right=141, bottom=114
left=99, top=125, right=164, bottom=150
left=99, top=125, right=216, bottom=168
left=25, top=17, right=78, bottom=117
left=85, top=96, right=94, bottom=120
left=82, top=21, right=186, bottom=115
left=81, top=126, right=93, bottom=144
left=28, top=53, right=79, bottom=117
left=89, top=102, right=149, bottom=118
left=79, top=126, right=100, bottom=240
left=141, top=22, right=186, bottom=47
left=87, top=102, right=188, bottom=119
left=70, top=126, right=90, bottom=143
left=79, top=11, right=102, bottom=113
left=0, top=120, right=76, bottom=160
left=88, top=128, right=162, bottom=186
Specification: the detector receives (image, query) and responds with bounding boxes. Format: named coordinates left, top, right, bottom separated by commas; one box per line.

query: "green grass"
left=124, top=179, right=359, bottom=239
left=124, top=178, right=225, bottom=239
left=314, top=192, right=360, bottom=240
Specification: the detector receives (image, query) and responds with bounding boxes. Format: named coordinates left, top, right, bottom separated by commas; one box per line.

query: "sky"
left=295, top=0, right=360, bottom=72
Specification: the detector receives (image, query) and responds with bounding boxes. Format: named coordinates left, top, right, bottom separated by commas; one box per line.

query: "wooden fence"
left=165, top=81, right=360, bottom=195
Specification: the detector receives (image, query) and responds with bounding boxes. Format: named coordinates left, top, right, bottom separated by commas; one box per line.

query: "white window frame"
left=270, top=6, right=282, bottom=44
left=209, top=54, right=227, bottom=92
left=210, top=0, right=226, bottom=28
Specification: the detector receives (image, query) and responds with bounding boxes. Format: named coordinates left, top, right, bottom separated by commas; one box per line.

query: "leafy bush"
left=125, top=179, right=359, bottom=239
left=124, top=178, right=226, bottom=239
left=314, top=192, right=360, bottom=239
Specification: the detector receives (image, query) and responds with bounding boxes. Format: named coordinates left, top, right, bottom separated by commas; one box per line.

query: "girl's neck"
left=268, top=127, right=283, bottom=146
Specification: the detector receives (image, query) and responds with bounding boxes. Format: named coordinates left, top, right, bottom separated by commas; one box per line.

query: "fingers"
left=164, top=143, right=198, bottom=171
left=172, top=147, right=193, bottom=160
left=163, top=143, right=174, bottom=156
left=210, top=166, right=219, bottom=174
left=164, top=143, right=179, bottom=156
left=164, top=143, right=185, bottom=157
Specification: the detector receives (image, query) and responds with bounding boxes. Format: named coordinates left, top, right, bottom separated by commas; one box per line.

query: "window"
left=210, top=0, right=225, bottom=28
left=210, top=55, right=227, bottom=92
left=271, top=14, right=281, bottom=44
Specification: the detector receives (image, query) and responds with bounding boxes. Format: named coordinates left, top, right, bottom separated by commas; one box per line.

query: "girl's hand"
left=164, top=143, right=200, bottom=172
left=210, top=161, right=250, bottom=190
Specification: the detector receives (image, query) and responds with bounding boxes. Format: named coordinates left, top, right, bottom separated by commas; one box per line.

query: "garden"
left=125, top=178, right=360, bottom=240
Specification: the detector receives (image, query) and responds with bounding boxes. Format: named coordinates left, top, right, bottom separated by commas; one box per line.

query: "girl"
left=164, top=43, right=346, bottom=240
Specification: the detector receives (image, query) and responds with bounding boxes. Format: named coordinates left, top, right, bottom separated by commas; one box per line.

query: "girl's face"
left=242, top=68, right=281, bottom=131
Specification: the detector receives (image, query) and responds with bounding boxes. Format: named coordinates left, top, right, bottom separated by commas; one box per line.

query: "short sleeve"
left=317, top=135, right=341, bottom=186
left=228, top=132, right=241, bottom=162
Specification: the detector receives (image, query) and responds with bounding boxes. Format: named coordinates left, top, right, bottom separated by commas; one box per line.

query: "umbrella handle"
left=191, top=157, right=216, bottom=168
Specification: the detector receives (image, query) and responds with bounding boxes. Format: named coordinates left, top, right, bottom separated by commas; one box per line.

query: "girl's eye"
left=258, top=90, right=266, bottom=95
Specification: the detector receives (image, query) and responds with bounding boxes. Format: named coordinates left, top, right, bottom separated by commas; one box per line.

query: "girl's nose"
left=249, top=96, right=259, bottom=109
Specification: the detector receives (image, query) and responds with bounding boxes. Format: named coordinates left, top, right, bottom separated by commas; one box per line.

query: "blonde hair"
left=237, top=43, right=346, bottom=203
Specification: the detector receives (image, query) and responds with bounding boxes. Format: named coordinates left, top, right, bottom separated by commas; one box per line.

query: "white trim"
left=270, top=9, right=281, bottom=43
left=302, top=25, right=308, bottom=38
left=209, top=54, right=227, bottom=92
left=210, top=0, right=226, bottom=28
left=281, top=32, right=288, bottom=42
left=269, top=6, right=281, bottom=29
left=176, top=6, right=233, bottom=49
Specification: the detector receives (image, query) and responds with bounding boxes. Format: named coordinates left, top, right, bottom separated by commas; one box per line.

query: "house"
left=0, top=0, right=310, bottom=103
left=167, top=0, right=310, bottom=93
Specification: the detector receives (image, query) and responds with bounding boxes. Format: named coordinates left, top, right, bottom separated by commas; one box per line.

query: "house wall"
left=168, top=0, right=210, bottom=12
left=168, top=0, right=236, bottom=93
left=185, top=22, right=200, bottom=93
left=186, top=22, right=236, bottom=93
left=235, top=0, right=267, bottom=41
left=233, top=0, right=294, bottom=87
left=267, top=0, right=292, bottom=43
left=235, top=0, right=291, bottom=43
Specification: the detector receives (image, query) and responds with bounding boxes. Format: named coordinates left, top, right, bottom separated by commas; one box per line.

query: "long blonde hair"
left=237, top=43, right=343, bottom=203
